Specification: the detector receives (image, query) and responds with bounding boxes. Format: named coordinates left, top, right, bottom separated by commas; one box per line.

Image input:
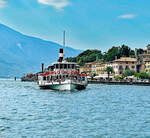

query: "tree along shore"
left=66, top=44, right=136, bottom=66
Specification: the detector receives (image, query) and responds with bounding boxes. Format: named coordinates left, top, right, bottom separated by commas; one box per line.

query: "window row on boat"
left=41, top=75, right=85, bottom=81
left=53, top=64, right=78, bottom=70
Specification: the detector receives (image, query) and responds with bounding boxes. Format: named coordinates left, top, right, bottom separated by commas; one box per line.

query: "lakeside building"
left=136, top=44, right=150, bottom=73
left=112, top=57, right=137, bottom=75
left=91, top=62, right=100, bottom=76
left=95, top=62, right=114, bottom=79
left=95, top=62, right=113, bottom=75
left=80, top=62, right=106, bottom=76
left=144, top=60, right=150, bottom=73
left=147, top=44, right=150, bottom=54
left=104, top=62, right=113, bottom=69
left=80, top=62, right=93, bottom=76
left=137, top=54, right=150, bottom=73
left=79, top=44, right=150, bottom=77
left=96, top=63, right=106, bottom=75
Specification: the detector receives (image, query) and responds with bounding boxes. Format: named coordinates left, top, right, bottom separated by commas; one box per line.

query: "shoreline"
left=88, top=80, right=150, bottom=86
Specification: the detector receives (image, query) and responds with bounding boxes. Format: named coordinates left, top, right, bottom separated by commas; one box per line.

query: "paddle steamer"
left=38, top=32, right=88, bottom=91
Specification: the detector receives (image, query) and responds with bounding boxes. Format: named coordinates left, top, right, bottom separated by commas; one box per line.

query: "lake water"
left=0, top=79, right=150, bottom=138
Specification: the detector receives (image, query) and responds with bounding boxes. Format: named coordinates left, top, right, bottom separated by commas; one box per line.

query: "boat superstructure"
left=38, top=48, right=88, bottom=91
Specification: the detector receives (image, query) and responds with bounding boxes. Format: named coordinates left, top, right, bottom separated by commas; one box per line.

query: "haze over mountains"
left=0, top=24, right=82, bottom=77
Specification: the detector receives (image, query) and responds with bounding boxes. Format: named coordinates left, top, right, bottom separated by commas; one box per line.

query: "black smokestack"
left=42, top=63, right=44, bottom=73
left=58, top=48, right=64, bottom=62
left=60, top=48, right=64, bottom=53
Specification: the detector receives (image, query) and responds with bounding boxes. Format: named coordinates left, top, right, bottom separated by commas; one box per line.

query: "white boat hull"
left=39, top=82, right=87, bottom=91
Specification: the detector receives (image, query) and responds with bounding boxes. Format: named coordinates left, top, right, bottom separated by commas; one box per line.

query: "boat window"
left=56, top=64, right=59, bottom=69
left=64, top=64, right=67, bottom=69
left=60, top=64, right=63, bottom=69
left=47, top=76, right=50, bottom=80
left=68, top=64, right=71, bottom=69
left=43, top=76, right=46, bottom=80
left=72, top=64, right=75, bottom=69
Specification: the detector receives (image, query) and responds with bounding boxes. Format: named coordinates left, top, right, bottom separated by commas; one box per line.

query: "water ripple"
left=0, top=79, right=150, bottom=137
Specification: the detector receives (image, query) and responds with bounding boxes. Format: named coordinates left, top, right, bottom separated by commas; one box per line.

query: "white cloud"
left=0, top=0, right=7, bottom=8
left=118, top=14, right=136, bottom=19
left=38, top=0, right=69, bottom=10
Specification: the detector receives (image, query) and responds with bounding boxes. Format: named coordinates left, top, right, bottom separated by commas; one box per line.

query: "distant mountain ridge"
left=0, top=24, right=82, bottom=77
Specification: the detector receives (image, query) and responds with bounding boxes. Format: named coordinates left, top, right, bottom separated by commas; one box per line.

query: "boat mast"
left=63, top=30, right=66, bottom=61
left=63, top=30, right=65, bottom=47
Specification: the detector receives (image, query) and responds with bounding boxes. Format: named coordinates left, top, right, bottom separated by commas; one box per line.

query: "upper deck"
left=48, top=61, right=79, bottom=72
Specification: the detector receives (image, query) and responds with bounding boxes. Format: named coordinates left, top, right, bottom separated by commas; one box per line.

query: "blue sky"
left=0, top=0, right=150, bottom=51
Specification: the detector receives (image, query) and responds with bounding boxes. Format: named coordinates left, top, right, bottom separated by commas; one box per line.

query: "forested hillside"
left=66, top=45, right=136, bottom=66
